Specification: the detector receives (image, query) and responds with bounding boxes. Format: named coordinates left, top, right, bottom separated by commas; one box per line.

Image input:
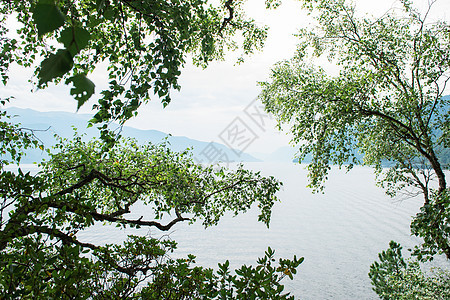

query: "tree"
left=369, top=241, right=450, bottom=299
left=259, top=0, right=450, bottom=259
left=0, top=0, right=303, bottom=298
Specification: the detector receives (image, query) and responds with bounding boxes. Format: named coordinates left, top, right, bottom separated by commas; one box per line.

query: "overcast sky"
left=3, top=0, right=450, bottom=154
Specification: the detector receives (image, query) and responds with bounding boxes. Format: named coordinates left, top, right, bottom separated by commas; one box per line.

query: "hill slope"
left=5, top=107, right=260, bottom=164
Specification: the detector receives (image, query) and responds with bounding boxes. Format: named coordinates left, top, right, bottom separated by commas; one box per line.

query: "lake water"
left=7, top=163, right=436, bottom=299
left=71, top=162, right=432, bottom=299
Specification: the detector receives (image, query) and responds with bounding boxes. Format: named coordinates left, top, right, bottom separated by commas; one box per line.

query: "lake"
left=63, top=162, right=431, bottom=299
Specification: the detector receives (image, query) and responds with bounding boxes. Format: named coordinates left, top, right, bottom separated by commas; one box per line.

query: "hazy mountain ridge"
left=5, top=103, right=448, bottom=166
left=4, top=107, right=260, bottom=164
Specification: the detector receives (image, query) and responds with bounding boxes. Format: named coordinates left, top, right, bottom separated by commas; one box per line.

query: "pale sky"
left=2, top=0, right=450, bottom=154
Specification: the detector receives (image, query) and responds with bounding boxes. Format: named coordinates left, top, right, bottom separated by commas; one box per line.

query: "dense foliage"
left=0, top=0, right=303, bottom=298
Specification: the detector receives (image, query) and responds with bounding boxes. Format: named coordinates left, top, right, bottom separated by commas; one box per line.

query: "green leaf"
left=38, top=49, right=73, bottom=85
left=59, top=27, right=91, bottom=56
left=65, top=74, right=95, bottom=109
left=33, top=0, right=66, bottom=36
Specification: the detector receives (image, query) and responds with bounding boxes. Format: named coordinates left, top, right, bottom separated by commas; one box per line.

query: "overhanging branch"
left=219, top=0, right=234, bottom=35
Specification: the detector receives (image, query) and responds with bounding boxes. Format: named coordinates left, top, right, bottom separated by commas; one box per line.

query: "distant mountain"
left=4, top=107, right=260, bottom=164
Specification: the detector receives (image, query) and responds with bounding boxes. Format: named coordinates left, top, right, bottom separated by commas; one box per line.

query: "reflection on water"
left=10, top=163, right=434, bottom=299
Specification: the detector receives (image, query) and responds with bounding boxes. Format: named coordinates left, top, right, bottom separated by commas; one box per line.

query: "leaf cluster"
left=0, top=99, right=43, bottom=166
left=410, top=190, right=450, bottom=261
left=141, top=247, right=303, bottom=299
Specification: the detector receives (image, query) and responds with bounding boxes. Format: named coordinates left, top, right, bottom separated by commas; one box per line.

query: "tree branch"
left=219, top=0, right=234, bottom=35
